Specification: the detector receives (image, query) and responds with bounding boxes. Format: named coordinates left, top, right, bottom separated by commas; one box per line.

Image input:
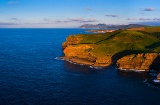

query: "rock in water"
left=157, top=73, right=160, bottom=80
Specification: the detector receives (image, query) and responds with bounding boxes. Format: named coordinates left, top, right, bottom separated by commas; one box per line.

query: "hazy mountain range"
left=80, top=24, right=147, bottom=30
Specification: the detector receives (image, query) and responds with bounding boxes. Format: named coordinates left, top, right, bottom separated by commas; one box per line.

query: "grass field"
left=68, top=27, right=160, bottom=58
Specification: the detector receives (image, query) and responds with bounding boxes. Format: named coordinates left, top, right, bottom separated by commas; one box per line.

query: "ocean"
left=0, top=28, right=160, bottom=105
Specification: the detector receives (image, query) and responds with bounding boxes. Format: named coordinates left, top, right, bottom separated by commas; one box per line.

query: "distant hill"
left=80, top=24, right=147, bottom=30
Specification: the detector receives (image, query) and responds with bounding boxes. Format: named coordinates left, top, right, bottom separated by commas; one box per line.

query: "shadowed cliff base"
left=149, top=55, right=160, bottom=70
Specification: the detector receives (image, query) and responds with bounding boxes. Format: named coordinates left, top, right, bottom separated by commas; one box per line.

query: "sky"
left=0, top=0, right=160, bottom=28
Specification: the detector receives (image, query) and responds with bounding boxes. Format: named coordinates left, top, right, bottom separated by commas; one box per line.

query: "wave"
left=118, top=68, right=146, bottom=72
left=89, top=66, right=103, bottom=69
left=54, top=57, right=63, bottom=60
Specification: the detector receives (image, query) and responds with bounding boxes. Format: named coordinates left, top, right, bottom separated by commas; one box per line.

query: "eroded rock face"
left=63, top=38, right=160, bottom=69
left=117, top=53, right=160, bottom=70
left=62, top=35, right=112, bottom=66
left=157, top=73, right=160, bottom=80
left=63, top=44, right=95, bottom=61
left=63, top=44, right=111, bottom=66
left=62, top=35, right=82, bottom=49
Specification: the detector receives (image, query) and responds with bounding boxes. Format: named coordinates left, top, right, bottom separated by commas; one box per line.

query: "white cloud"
left=0, top=22, right=19, bottom=25
left=143, top=8, right=155, bottom=11
left=126, top=18, right=137, bottom=21
left=139, top=18, right=160, bottom=21
left=43, top=18, right=51, bottom=22
left=10, top=18, right=21, bottom=21
left=85, top=8, right=92, bottom=11
left=105, top=15, right=118, bottom=17
left=54, top=18, right=98, bottom=23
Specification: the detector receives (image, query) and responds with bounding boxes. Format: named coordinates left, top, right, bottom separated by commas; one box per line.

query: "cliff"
left=62, top=37, right=111, bottom=67
left=117, top=53, right=160, bottom=71
left=62, top=27, right=160, bottom=70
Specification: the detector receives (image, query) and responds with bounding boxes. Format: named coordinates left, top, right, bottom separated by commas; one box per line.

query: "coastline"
left=60, top=56, right=149, bottom=71
left=60, top=56, right=109, bottom=67
left=117, top=68, right=147, bottom=72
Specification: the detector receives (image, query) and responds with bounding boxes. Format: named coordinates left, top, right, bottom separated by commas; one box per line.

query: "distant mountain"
left=80, top=24, right=147, bottom=30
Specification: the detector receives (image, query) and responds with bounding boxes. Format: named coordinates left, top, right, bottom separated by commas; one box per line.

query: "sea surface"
left=0, top=28, right=160, bottom=105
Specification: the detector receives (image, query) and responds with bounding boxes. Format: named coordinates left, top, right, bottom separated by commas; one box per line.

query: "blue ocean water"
left=0, top=28, right=160, bottom=105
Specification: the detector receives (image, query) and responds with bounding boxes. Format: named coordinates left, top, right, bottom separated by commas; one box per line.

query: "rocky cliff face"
left=62, top=35, right=82, bottom=49
left=63, top=44, right=112, bottom=67
left=62, top=35, right=112, bottom=67
left=117, top=53, right=160, bottom=71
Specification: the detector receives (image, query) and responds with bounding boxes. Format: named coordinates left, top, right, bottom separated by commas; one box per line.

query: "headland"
left=62, top=26, right=160, bottom=71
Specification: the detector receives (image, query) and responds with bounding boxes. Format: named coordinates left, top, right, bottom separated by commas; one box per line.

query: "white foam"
left=64, top=59, right=79, bottom=65
left=89, top=66, right=103, bottom=69
left=143, top=79, right=147, bottom=83
left=153, top=80, right=160, bottom=83
left=118, top=68, right=146, bottom=72
left=54, top=57, right=65, bottom=60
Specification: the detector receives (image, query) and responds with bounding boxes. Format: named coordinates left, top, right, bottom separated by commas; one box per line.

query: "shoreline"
left=60, top=56, right=108, bottom=67
left=117, top=68, right=147, bottom=72
left=59, top=57, right=150, bottom=72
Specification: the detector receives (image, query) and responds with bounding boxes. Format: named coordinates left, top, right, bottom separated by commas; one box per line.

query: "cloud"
left=105, top=15, right=118, bottom=17
left=126, top=18, right=137, bottom=21
left=43, top=18, right=51, bottom=22
left=126, top=18, right=160, bottom=21
left=0, top=22, right=19, bottom=25
left=139, top=18, right=152, bottom=21
left=143, top=8, right=154, bottom=11
left=69, top=18, right=98, bottom=23
left=85, top=8, right=92, bottom=11
left=10, top=18, right=21, bottom=21
left=138, top=18, right=160, bottom=21
left=54, top=20, right=63, bottom=23
left=0, top=18, right=98, bottom=27
left=8, top=1, right=19, bottom=5
left=153, top=18, right=160, bottom=21
left=54, top=18, right=98, bottom=23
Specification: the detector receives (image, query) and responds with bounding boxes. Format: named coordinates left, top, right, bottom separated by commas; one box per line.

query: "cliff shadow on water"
left=149, top=55, right=160, bottom=71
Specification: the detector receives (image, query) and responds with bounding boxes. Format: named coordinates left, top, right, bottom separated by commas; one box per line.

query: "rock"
left=63, top=44, right=95, bottom=61
left=63, top=44, right=111, bottom=67
left=157, top=73, right=160, bottom=80
left=62, top=35, right=82, bottom=49
left=117, top=53, right=160, bottom=71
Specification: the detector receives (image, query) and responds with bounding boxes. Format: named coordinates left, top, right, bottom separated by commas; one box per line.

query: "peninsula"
left=62, top=26, right=160, bottom=71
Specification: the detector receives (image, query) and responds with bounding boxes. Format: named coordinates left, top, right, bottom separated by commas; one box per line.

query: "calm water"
left=0, top=28, right=160, bottom=105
